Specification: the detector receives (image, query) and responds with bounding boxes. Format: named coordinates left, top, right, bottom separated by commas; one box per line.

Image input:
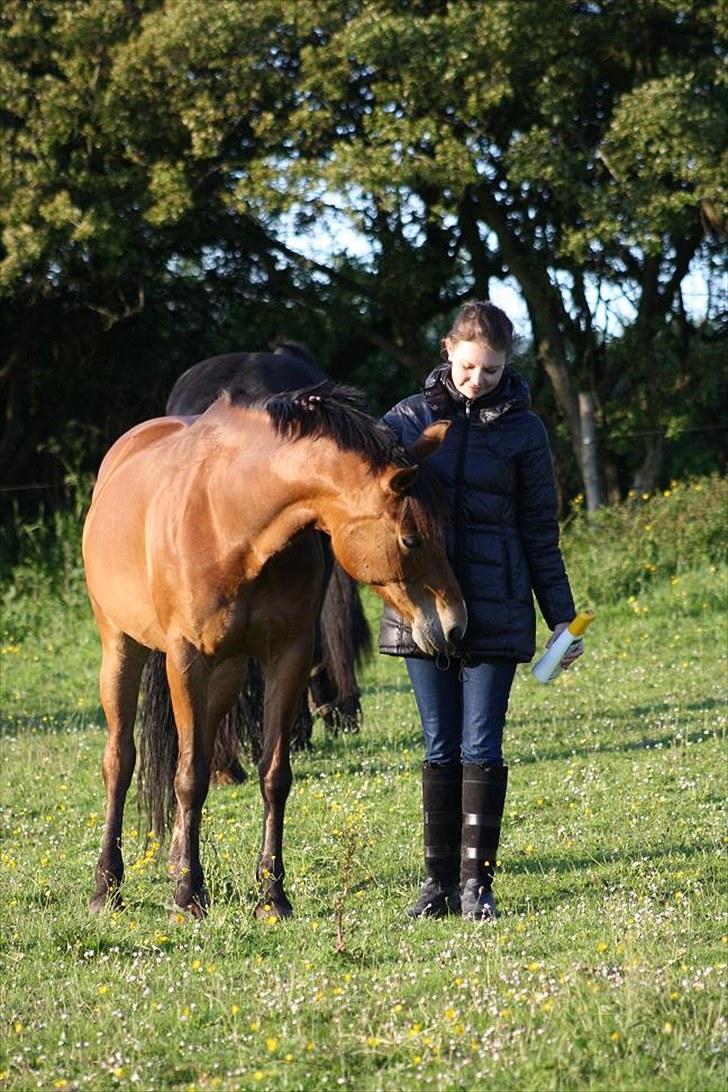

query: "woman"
left=379, top=300, right=582, bottom=921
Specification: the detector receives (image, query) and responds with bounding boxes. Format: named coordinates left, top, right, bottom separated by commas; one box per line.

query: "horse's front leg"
left=255, top=641, right=314, bottom=920
left=90, top=619, right=148, bottom=912
left=166, top=640, right=213, bottom=919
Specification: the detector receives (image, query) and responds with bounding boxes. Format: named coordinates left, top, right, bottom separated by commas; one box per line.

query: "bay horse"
left=141, top=342, right=371, bottom=784
left=83, top=386, right=466, bottom=919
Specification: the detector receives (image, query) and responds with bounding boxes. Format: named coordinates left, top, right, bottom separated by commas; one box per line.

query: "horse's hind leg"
left=90, top=621, right=148, bottom=912
left=310, top=563, right=368, bottom=734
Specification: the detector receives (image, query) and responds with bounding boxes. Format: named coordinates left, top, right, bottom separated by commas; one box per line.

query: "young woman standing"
left=379, top=300, right=582, bottom=921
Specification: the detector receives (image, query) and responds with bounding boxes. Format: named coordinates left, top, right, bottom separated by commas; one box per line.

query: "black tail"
left=310, top=562, right=372, bottom=733
left=198, top=561, right=372, bottom=775
left=237, top=662, right=313, bottom=761
left=211, top=701, right=250, bottom=783
left=138, top=651, right=178, bottom=839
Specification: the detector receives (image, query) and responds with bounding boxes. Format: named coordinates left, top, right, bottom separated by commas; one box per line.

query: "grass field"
left=1, top=495, right=726, bottom=1090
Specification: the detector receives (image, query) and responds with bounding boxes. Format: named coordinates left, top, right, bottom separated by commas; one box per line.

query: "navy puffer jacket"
left=379, top=365, right=575, bottom=662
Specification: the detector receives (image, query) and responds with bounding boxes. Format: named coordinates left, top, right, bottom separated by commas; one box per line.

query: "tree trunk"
left=469, top=186, right=604, bottom=505
left=631, top=435, right=666, bottom=494
left=578, top=391, right=605, bottom=512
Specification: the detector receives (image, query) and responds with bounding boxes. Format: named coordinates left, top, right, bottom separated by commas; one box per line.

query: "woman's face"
left=446, top=338, right=506, bottom=400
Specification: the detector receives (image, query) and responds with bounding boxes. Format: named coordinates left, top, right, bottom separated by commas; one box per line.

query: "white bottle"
left=531, top=609, right=596, bottom=684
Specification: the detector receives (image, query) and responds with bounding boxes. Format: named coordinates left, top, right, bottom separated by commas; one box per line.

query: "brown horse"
left=83, top=388, right=466, bottom=920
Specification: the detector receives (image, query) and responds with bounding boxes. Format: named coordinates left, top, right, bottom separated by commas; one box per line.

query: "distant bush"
left=561, top=474, right=726, bottom=606
left=0, top=499, right=88, bottom=645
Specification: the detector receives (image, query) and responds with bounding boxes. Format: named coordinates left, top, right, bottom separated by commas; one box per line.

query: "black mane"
left=262, top=385, right=411, bottom=473
left=260, top=387, right=450, bottom=527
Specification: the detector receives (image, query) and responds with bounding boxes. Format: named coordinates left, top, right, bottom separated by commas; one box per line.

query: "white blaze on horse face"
left=374, top=575, right=467, bottom=656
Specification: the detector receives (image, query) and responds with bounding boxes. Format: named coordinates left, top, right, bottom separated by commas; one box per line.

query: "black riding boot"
left=408, top=762, right=462, bottom=918
left=460, top=764, right=508, bottom=921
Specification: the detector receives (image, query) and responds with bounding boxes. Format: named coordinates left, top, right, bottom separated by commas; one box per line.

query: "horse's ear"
left=381, top=465, right=419, bottom=495
left=407, top=420, right=451, bottom=463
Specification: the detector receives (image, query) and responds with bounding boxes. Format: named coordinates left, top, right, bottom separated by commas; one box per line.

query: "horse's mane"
left=250, top=383, right=412, bottom=474
left=256, top=385, right=450, bottom=526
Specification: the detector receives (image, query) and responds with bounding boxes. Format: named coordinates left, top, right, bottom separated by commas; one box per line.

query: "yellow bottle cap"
left=568, top=609, right=596, bottom=637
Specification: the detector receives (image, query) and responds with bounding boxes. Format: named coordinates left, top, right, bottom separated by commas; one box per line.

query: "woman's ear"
left=407, top=420, right=451, bottom=463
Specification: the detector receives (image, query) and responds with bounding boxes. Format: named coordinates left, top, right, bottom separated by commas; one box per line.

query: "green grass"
left=1, top=516, right=726, bottom=1089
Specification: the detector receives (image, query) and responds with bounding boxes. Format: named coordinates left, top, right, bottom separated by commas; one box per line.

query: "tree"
left=2, top=0, right=725, bottom=507
left=270, top=0, right=725, bottom=505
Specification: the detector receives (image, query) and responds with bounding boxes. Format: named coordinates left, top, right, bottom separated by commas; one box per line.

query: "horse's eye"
left=401, top=534, right=421, bottom=550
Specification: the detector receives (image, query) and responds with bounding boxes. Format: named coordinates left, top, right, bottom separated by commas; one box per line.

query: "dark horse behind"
left=140, top=342, right=372, bottom=782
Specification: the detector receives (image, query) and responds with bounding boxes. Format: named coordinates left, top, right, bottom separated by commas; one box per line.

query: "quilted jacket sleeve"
left=516, top=415, right=576, bottom=629
left=380, top=399, right=427, bottom=448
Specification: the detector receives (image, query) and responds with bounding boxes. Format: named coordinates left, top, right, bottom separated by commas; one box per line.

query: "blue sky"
left=281, top=206, right=720, bottom=344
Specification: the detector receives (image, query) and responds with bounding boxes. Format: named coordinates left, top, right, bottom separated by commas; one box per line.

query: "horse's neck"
left=209, top=422, right=367, bottom=576
left=273, top=434, right=373, bottom=535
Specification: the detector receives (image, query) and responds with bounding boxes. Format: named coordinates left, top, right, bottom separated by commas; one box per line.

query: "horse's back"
left=166, top=350, right=325, bottom=415
left=92, top=415, right=195, bottom=499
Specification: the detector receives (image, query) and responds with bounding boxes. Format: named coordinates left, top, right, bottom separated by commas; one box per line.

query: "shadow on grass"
left=2, top=694, right=721, bottom=782
left=497, top=837, right=711, bottom=878
left=292, top=716, right=721, bottom=782
left=0, top=706, right=105, bottom=737
left=512, top=726, right=720, bottom=766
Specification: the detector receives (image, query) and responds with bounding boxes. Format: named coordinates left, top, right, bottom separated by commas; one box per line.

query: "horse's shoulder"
left=94, top=416, right=195, bottom=493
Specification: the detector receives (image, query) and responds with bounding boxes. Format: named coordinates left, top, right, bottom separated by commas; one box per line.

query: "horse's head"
left=329, top=421, right=467, bottom=656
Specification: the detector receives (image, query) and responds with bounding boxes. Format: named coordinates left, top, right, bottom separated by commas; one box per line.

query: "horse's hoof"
left=173, top=885, right=209, bottom=921
left=210, top=761, right=248, bottom=786
left=170, top=898, right=207, bottom=923
left=89, top=889, right=123, bottom=913
left=254, top=897, right=294, bottom=922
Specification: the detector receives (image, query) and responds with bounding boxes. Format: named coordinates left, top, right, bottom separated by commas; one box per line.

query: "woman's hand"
left=546, top=622, right=583, bottom=670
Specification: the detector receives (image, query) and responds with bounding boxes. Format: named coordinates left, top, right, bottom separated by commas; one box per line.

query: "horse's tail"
left=312, top=562, right=373, bottom=733
left=137, top=651, right=178, bottom=839
left=210, top=703, right=250, bottom=784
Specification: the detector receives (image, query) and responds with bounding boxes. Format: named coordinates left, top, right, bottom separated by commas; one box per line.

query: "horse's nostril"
left=447, top=626, right=463, bottom=645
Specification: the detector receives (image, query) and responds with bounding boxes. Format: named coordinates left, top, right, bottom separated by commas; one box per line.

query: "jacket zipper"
left=452, top=401, right=471, bottom=570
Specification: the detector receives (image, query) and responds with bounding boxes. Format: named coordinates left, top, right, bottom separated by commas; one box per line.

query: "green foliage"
left=595, top=71, right=727, bottom=253
left=1, top=0, right=725, bottom=507
left=562, top=474, right=727, bottom=608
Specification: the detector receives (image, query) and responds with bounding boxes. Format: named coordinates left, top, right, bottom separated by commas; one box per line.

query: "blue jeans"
left=405, top=657, right=517, bottom=766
